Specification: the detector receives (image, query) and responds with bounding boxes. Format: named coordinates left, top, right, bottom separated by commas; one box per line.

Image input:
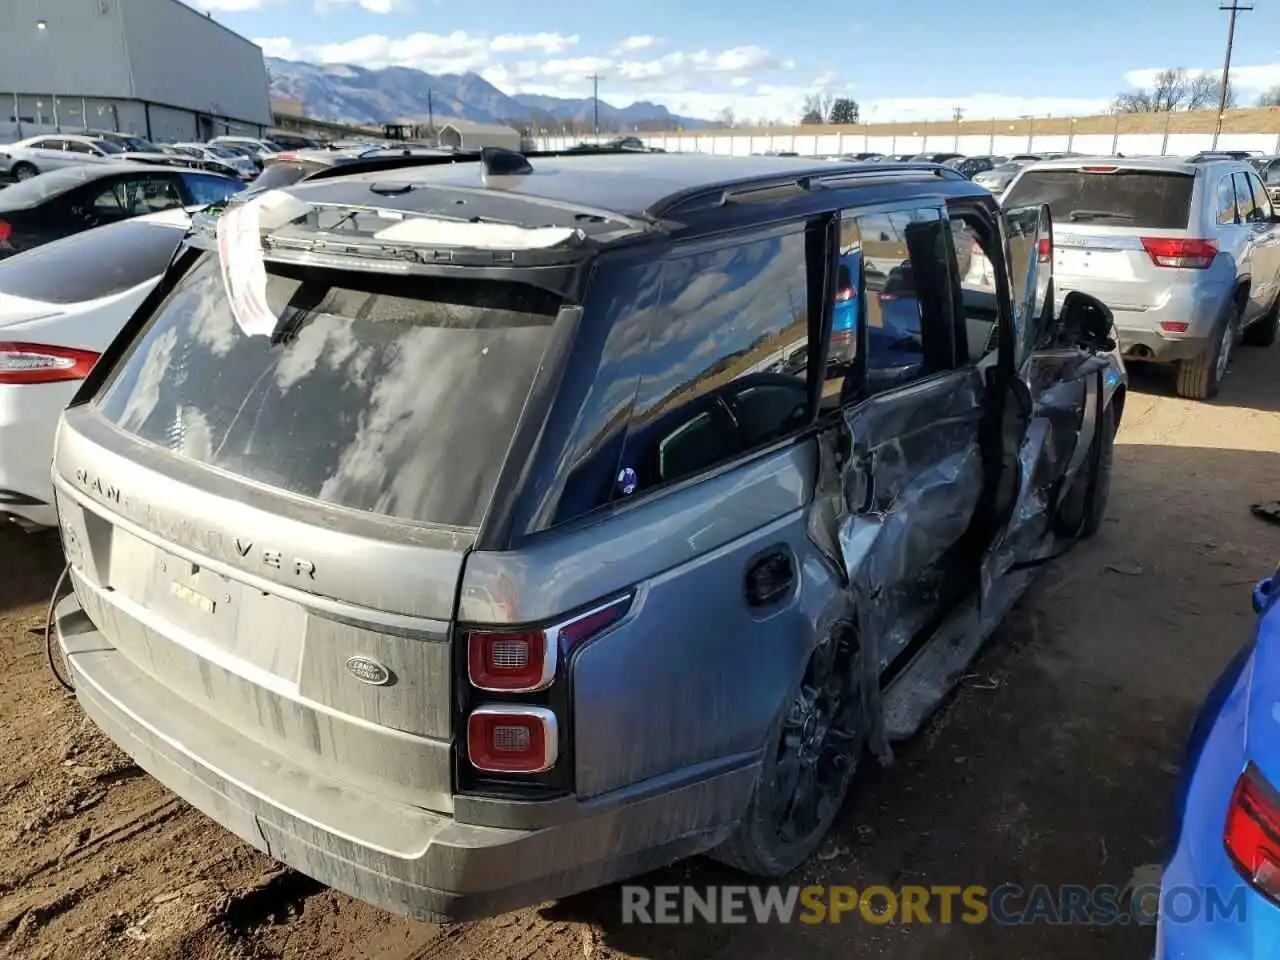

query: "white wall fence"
left=530, top=130, right=1280, bottom=158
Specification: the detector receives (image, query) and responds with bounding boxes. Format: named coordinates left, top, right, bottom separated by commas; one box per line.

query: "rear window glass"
left=0, top=219, right=183, bottom=303
left=95, top=253, right=558, bottom=529
left=251, top=163, right=310, bottom=191
left=0, top=166, right=98, bottom=209
left=1002, top=169, right=1193, bottom=229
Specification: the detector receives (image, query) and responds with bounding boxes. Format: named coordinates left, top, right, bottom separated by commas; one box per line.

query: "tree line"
left=1114, top=67, right=1280, bottom=112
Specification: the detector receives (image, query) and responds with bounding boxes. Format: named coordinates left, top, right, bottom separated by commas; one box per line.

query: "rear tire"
left=1176, top=302, right=1237, bottom=400
left=11, top=162, right=37, bottom=181
left=1053, top=401, right=1116, bottom=540
left=1242, top=295, right=1279, bottom=348
left=710, top=623, right=862, bottom=877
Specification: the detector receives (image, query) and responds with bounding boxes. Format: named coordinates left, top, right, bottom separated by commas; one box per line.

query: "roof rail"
left=654, top=162, right=966, bottom=219
left=298, top=145, right=655, bottom=183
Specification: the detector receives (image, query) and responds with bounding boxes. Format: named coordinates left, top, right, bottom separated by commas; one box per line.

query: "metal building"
left=0, top=0, right=272, bottom=144
left=438, top=120, right=522, bottom=152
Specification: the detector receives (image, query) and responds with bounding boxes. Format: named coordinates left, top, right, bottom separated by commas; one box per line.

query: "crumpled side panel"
left=825, top=370, right=988, bottom=763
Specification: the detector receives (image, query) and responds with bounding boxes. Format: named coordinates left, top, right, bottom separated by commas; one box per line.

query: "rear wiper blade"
left=1068, top=209, right=1135, bottom=222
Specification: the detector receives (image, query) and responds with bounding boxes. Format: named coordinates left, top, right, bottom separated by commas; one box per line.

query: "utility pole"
left=587, top=73, right=603, bottom=138
left=1215, top=0, right=1253, bottom=147
left=427, top=89, right=434, bottom=136
left=952, top=105, right=964, bottom=150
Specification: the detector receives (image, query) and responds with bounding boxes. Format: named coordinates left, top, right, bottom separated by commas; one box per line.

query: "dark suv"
left=51, top=150, right=1125, bottom=922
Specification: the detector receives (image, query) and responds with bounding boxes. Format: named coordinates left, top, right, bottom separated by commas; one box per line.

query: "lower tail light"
left=1142, top=237, right=1218, bottom=269
left=1160, top=321, right=1190, bottom=333
left=465, top=595, right=632, bottom=693
left=1225, top=765, right=1280, bottom=903
left=0, top=342, right=100, bottom=385
left=467, top=706, right=558, bottom=773
left=834, top=286, right=854, bottom=303
left=0, top=220, right=10, bottom=243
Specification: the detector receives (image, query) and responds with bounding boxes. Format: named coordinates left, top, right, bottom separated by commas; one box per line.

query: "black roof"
left=285, top=152, right=978, bottom=224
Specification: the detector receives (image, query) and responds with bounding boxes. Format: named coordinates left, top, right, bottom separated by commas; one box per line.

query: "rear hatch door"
left=1003, top=165, right=1197, bottom=313
left=54, top=215, right=568, bottom=813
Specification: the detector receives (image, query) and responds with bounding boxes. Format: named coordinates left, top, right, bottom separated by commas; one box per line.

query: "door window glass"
left=617, top=228, right=811, bottom=495
left=92, top=175, right=184, bottom=216
left=64, top=140, right=98, bottom=155
left=1233, top=172, right=1259, bottom=223
left=838, top=206, right=958, bottom=398
left=181, top=172, right=244, bottom=206
left=1245, top=172, right=1274, bottom=221
left=1216, top=175, right=1239, bottom=225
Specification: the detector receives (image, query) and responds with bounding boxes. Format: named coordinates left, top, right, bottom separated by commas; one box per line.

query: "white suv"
left=1002, top=156, right=1280, bottom=399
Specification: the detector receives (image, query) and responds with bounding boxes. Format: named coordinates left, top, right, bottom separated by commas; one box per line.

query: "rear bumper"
left=1059, top=274, right=1233, bottom=363
left=0, top=382, right=75, bottom=528
left=56, top=594, right=756, bottom=922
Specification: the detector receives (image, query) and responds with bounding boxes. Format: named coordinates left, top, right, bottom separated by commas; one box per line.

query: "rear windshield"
left=0, top=218, right=183, bottom=303
left=95, top=253, right=559, bottom=528
left=1003, top=169, right=1194, bottom=229
left=0, top=166, right=99, bottom=209
left=251, top=163, right=311, bottom=191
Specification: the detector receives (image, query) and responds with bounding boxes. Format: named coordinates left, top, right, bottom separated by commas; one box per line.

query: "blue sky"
left=187, top=0, right=1280, bottom=121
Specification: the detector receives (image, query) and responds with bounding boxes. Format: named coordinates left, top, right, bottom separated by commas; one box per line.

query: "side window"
left=838, top=206, right=958, bottom=398
left=1233, top=172, right=1259, bottom=224
left=182, top=172, right=241, bottom=205
left=1266, top=161, right=1280, bottom=186
left=1246, top=172, right=1274, bottom=221
left=950, top=214, right=1002, bottom=364
left=1216, top=176, right=1239, bottom=225
left=618, top=229, right=811, bottom=495
left=65, top=140, right=97, bottom=155
left=31, top=138, right=62, bottom=151
left=95, top=175, right=184, bottom=215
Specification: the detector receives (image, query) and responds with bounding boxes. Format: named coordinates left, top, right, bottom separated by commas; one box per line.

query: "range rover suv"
left=50, top=150, right=1125, bottom=922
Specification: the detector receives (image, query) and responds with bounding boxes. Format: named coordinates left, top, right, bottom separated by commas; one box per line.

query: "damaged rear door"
left=813, top=200, right=999, bottom=753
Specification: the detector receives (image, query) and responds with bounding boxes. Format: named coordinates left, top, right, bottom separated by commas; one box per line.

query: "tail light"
left=1081, top=165, right=1119, bottom=173
left=1037, top=237, right=1051, bottom=262
left=1141, top=237, right=1218, bottom=269
left=467, top=706, right=558, bottom=773
left=0, top=221, right=10, bottom=243
left=0, top=342, right=100, bottom=385
left=463, top=595, right=632, bottom=779
left=465, top=596, right=631, bottom=693
left=1159, top=321, right=1190, bottom=333
left=834, top=286, right=854, bottom=303
left=1225, top=765, right=1280, bottom=903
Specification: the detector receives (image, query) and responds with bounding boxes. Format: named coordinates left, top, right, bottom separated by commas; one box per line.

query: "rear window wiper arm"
left=1067, top=209, right=1136, bottom=222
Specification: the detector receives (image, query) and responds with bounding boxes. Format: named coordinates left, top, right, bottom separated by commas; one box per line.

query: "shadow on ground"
left=0, top=526, right=64, bottom=617
left=1125, top=342, right=1279, bottom=415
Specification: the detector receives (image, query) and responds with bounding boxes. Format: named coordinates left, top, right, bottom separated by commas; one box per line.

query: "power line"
left=1215, top=0, right=1254, bottom=145
left=587, top=73, right=604, bottom=136
left=952, top=105, right=965, bottom=122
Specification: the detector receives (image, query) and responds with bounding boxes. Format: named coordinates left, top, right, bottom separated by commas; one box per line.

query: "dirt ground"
left=2, top=347, right=1278, bottom=960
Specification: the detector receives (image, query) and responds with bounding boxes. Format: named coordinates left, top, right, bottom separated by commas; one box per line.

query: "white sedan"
left=0, top=208, right=189, bottom=529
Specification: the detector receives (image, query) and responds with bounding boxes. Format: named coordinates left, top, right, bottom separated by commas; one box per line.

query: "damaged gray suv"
left=50, top=150, right=1126, bottom=921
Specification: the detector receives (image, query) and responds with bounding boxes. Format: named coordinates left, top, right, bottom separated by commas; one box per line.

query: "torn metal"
left=813, top=353, right=1107, bottom=763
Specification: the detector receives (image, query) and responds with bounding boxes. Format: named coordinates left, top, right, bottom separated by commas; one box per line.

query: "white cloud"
left=613, top=35, right=661, bottom=54
left=183, top=0, right=270, bottom=10
left=311, top=31, right=492, bottom=73
left=537, top=56, right=614, bottom=79
left=254, top=35, right=302, bottom=60
left=730, top=77, right=751, bottom=88
left=315, top=0, right=413, bottom=11
left=490, top=33, right=579, bottom=54
left=1126, top=63, right=1280, bottom=93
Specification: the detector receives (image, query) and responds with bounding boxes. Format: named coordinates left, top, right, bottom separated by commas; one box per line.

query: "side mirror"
left=1058, top=290, right=1116, bottom=352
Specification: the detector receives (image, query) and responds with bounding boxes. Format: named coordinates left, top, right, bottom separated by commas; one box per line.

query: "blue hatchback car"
left=1158, top=562, right=1280, bottom=956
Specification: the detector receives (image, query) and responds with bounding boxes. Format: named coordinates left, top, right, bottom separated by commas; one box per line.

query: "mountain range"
left=266, top=58, right=709, bottom=131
